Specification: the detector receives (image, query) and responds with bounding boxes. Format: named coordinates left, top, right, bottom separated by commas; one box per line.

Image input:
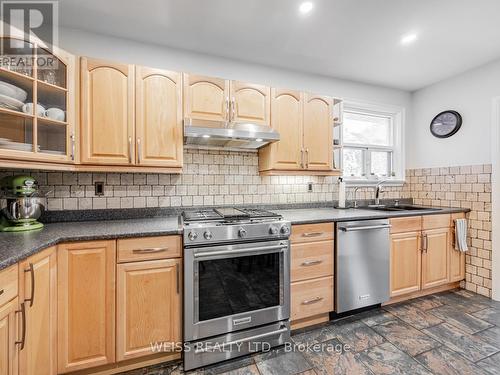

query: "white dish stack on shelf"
left=0, top=81, right=27, bottom=111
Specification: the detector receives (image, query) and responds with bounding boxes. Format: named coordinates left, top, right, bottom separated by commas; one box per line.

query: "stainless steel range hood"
left=184, top=118, right=280, bottom=150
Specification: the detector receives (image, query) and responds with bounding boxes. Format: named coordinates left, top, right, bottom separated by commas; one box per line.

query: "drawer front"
left=390, top=216, right=422, bottom=234
left=291, top=241, right=333, bottom=282
left=422, top=214, right=451, bottom=230
left=291, top=276, right=334, bottom=321
left=0, top=264, right=18, bottom=306
left=117, top=236, right=182, bottom=262
left=291, top=223, right=334, bottom=244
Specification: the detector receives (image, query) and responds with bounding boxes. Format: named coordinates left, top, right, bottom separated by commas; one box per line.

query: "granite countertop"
left=275, top=206, right=469, bottom=225
left=0, top=205, right=468, bottom=271
left=0, top=216, right=181, bottom=270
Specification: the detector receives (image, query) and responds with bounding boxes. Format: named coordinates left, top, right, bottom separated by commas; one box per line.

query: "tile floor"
left=121, top=289, right=500, bottom=375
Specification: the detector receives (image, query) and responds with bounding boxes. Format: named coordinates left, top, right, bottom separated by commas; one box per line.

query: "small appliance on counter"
left=0, top=175, right=45, bottom=232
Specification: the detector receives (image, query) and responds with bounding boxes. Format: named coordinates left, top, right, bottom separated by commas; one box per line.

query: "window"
left=340, top=102, right=404, bottom=184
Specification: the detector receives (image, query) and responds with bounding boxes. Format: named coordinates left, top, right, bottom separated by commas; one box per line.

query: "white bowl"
left=0, top=81, right=27, bottom=102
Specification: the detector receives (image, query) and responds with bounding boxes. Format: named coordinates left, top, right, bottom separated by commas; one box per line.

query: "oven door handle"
left=193, top=244, right=288, bottom=259
left=194, top=326, right=289, bottom=354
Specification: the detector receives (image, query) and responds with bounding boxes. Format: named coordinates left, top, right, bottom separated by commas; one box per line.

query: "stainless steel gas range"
left=182, top=207, right=291, bottom=370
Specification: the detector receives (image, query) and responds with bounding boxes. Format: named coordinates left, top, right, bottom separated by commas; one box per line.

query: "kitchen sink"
left=365, top=204, right=441, bottom=212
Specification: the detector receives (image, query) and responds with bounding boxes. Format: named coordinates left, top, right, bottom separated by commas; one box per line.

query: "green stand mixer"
left=0, top=175, right=45, bottom=232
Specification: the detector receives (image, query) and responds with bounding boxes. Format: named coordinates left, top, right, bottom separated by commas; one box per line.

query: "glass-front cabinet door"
left=0, top=37, right=76, bottom=163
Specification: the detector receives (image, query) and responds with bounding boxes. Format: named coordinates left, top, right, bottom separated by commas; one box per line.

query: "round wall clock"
left=430, top=110, right=462, bottom=138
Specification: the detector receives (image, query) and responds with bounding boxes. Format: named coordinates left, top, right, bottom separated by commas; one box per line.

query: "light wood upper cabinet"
left=57, top=241, right=116, bottom=373
left=135, top=67, right=183, bottom=168
left=260, top=89, right=303, bottom=171
left=80, top=57, right=135, bottom=165
left=390, top=231, right=421, bottom=297
left=303, top=94, right=334, bottom=171
left=230, top=81, right=270, bottom=126
left=0, top=298, right=18, bottom=375
left=422, top=228, right=450, bottom=290
left=18, top=247, right=57, bottom=375
left=116, top=258, right=181, bottom=361
left=183, top=74, right=229, bottom=122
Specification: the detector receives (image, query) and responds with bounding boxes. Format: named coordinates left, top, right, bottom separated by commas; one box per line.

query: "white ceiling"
left=59, top=0, right=500, bottom=91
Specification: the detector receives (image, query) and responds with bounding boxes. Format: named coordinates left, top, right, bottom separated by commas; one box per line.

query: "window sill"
left=343, top=178, right=405, bottom=187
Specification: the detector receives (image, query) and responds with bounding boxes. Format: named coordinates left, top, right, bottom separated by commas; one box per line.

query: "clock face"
left=430, top=111, right=462, bottom=138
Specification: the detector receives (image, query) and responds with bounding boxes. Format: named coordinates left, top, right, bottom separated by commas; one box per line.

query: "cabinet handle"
left=301, top=260, right=323, bottom=267
left=70, top=134, right=75, bottom=161
left=305, top=148, right=309, bottom=169
left=231, top=97, right=236, bottom=122
left=423, top=235, right=428, bottom=252
left=0, top=289, right=3, bottom=296
left=451, top=230, right=456, bottom=248
left=225, top=96, right=230, bottom=122
left=132, top=247, right=169, bottom=254
left=302, top=232, right=323, bottom=238
left=128, top=137, right=133, bottom=163
left=302, top=296, right=324, bottom=305
left=175, top=263, right=180, bottom=294
left=15, top=303, right=26, bottom=350
left=24, top=263, right=35, bottom=307
left=137, top=138, right=142, bottom=164
left=301, top=149, right=305, bottom=168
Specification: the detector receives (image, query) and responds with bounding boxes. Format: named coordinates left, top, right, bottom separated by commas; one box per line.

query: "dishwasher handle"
left=339, top=224, right=391, bottom=232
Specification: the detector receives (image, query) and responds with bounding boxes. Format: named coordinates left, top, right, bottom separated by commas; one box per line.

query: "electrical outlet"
left=307, top=182, right=313, bottom=192
left=94, top=181, right=105, bottom=196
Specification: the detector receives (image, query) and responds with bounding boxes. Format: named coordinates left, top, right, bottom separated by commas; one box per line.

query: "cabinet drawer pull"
left=15, top=302, right=26, bottom=350
left=0, top=289, right=3, bottom=296
left=302, top=296, right=324, bottom=305
left=132, top=247, right=169, bottom=254
left=302, top=232, right=324, bottom=237
left=24, top=263, right=35, bottom=307
left=301, top=260, right=323, bottom=267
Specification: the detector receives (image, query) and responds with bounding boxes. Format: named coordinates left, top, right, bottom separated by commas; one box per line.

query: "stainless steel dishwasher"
left=336, top=219, right=391, bottom=313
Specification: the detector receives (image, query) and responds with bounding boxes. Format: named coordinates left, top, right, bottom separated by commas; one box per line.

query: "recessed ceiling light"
left=202, top=134, right=210, bottom=138
left=299, top=1, right=313, bottom=14
left=400, top=33, right=418, bottom=45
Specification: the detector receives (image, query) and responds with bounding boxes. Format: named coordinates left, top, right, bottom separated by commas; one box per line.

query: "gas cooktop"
left=182, top=207, right=280, bottom=222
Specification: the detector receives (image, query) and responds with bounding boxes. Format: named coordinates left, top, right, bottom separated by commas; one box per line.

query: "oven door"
left=184, top=239, right=290, bottom=341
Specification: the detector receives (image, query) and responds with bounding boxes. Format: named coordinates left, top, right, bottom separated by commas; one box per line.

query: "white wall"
left=408, top=58, right=500, bottom=169
left=59, top=27, right=411, bottom=109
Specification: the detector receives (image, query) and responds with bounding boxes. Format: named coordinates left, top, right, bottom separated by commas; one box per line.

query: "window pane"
left=343, top=112, right=391, bottom=146
left=343, top=148, right=363, bottom=177
left=371, top=151, right=391, bottom=176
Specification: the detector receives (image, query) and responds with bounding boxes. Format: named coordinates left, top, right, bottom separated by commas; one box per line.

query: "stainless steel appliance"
left=336, top=219, right=391, bottom=313
left=183, top=207, right=291, bottom=370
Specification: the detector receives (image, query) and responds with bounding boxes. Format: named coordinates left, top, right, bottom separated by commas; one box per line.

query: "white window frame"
left=340, top=100, right=405, bottom=186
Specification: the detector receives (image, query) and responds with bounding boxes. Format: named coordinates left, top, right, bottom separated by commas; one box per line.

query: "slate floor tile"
left=384, top=303, right=443, bottom=330
left=473, top=308, right=500, bottom=326
left=478, top=352, right=500, bottom=375
left=371, top=319, right=441, bottom=356
left=215, top=364, right=260, bottom=375
left=429, top=304, right=494, bottom=334
left=433, top=291, right=491, bottom=313
left=423, top=323, right=500, bottom=362
left=357, top=342, right=432, bottom=375
left=452, top=289, right=500, bottom=309
left=203, top=356, right=255, bottom=375
left=255, top=347, right=312, bottom=375
left=291, top=324, right=336, bottom=345
left=303, top=338, right=372, bottom=375
left=415, top=346, right=491, bottom=375
left=355, top=308, right=396, bottom=327
left=408, top=295, right=444, bottom=311
left=474, top=326, right=500, bottom=348
left=330, top=319, right=385, bottom=352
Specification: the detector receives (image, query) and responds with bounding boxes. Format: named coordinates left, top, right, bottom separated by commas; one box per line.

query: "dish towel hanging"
left=454, top=218, right=468, bottom=252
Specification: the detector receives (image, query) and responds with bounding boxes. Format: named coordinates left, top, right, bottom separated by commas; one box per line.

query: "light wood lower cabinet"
left=390, top=232, right=421, bottom=297
left=0, top=298, right=18, bottom=375
left=57, top=241, right=116, bottom=373
left=18, top=247, right=57, bottom=375
left=421, top=228, right=450, bottom=289
left=291, top=276, right=334, bottom=322
left=116, top=258, right=181, bottom=361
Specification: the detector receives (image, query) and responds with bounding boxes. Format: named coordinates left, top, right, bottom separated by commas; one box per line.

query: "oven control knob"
left=188, top=231, right=198, bottom=241
left=204, top=231, right=213, bottom=240
left=269, top=226, right=279, bottom=235
left=238, top=228, right=247, bottom=238
left=280, top=225, right=290, bottom=235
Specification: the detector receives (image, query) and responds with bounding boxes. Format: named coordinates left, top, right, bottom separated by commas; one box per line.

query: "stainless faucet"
left=374, top=180, right=389, bottom=205
left=351, top=186, right=363, bottom=208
